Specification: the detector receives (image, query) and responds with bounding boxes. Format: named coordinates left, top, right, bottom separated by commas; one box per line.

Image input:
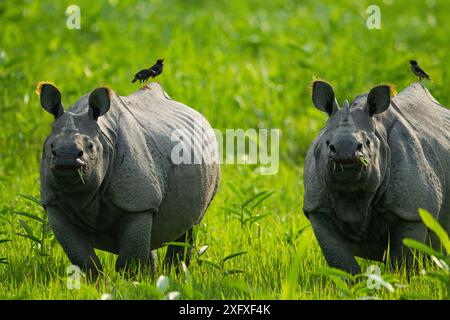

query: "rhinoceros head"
left=311, top=81, right=391, bottom=194
left=39, top=83, right=111, bottom=192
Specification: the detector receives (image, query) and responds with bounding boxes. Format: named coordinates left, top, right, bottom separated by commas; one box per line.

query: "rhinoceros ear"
left=88, top=87, right=111, bottom=121
left=38, top=82, right=64, bottom=119
left=366, top=85, right=391, bottom=116
left=312, top=81, right=339, bottom=116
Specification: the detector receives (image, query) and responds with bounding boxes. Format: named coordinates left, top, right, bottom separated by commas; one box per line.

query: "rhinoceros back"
left=379, top=83, right=450, bottom=223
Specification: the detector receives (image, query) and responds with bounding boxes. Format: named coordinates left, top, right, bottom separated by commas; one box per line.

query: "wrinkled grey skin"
left=39, top=82, right=220, bottom=278
left=304, top=81, right=450, bottom=274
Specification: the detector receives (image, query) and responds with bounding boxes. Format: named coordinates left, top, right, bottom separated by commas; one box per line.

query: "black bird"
left=132, top=59, right=164, bottom=83
left=410, top=60, right=430, bottom=82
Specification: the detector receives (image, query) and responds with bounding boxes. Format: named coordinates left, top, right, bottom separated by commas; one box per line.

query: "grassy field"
left=1, top=0, right=450, bottom=299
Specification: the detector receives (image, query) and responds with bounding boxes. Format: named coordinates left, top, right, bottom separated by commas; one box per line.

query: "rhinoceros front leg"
left=309, top=213, right=361, bottom=275
left=47, top=207, right=102, bottom=280
left=116, top=211, right=153, bottom=275
left=164, top=227, right=194, bottom=271
left=389, top=219, right=428, bottom=271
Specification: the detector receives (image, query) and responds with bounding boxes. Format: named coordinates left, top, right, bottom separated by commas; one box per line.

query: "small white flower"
left=432, top=255, right=449, bottom=272
left=156, top=275, right=170, bottom=293
left=100, top=293, right=114, bottom=300
left=166, top=291, right=181, bottom=300
left=83, top=66, right=92, bottom=77
left=198, top=245, right=209, bottom=256
left=181, top=261, right=188, bottom=273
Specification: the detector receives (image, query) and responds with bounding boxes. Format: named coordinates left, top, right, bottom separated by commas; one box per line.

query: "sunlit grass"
left=1, top=0, right=450, bottom=299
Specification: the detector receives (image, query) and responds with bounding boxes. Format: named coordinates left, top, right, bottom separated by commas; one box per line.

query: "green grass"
left=1, top=0, right=450, bottom=299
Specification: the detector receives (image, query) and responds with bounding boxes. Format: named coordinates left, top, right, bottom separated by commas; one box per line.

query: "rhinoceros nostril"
left=52, top=150, right=57, bottom=157
left=329, top=144, right=336, bottom=153
left=77, top=150, right=84, bottom=158
left=356, top=143, right=363, bottom=151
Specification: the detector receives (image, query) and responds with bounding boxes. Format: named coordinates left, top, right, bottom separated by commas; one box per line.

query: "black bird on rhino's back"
left=410, top=60, right=431, bottom=82
left=132, top=59, right=164, bottom=83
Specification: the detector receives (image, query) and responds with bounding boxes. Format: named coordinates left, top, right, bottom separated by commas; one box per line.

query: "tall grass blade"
left=419, top=208, right=450, bottom=254
left=223, top=251, right=247, bottom=263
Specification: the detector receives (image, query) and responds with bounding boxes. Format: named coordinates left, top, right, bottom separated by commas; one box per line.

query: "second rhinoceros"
left=38, top=82, right=220, bottom=278
left=304, top=81, right=450, bottom=274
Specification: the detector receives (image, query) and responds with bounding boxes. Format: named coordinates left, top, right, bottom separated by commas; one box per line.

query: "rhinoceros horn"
left=339, top=100, right=353, bottom=125
left=61, top=115, right=78, bottom=133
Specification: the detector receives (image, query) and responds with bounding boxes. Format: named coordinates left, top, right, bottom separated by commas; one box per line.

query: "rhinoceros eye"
left=366, top=139, right=370, bottom=146
left=88, top=142, right=94, bottom=150
left=326, top=140, right=330, bottom=146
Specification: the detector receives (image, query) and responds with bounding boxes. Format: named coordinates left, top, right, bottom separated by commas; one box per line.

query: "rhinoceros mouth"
left=51, top=159, right=87, bottom=176
left=329, top=159, right=363, bottom=171
left=328, top=159, right=366, bottom=183
left=331, top=157, right=359, bottom=165
left=52, top=164, right=79, bottom=171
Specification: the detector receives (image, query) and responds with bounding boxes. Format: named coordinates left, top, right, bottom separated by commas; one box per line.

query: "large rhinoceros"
left=303, top=81, right=450, bottom=274
left=38, top=82, right=220, bottom=278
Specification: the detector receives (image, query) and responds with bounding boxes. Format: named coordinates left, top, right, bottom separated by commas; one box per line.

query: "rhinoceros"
left=38, top=82, right=220, bottom=278
left=303, top=81, right=450, bottom=274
